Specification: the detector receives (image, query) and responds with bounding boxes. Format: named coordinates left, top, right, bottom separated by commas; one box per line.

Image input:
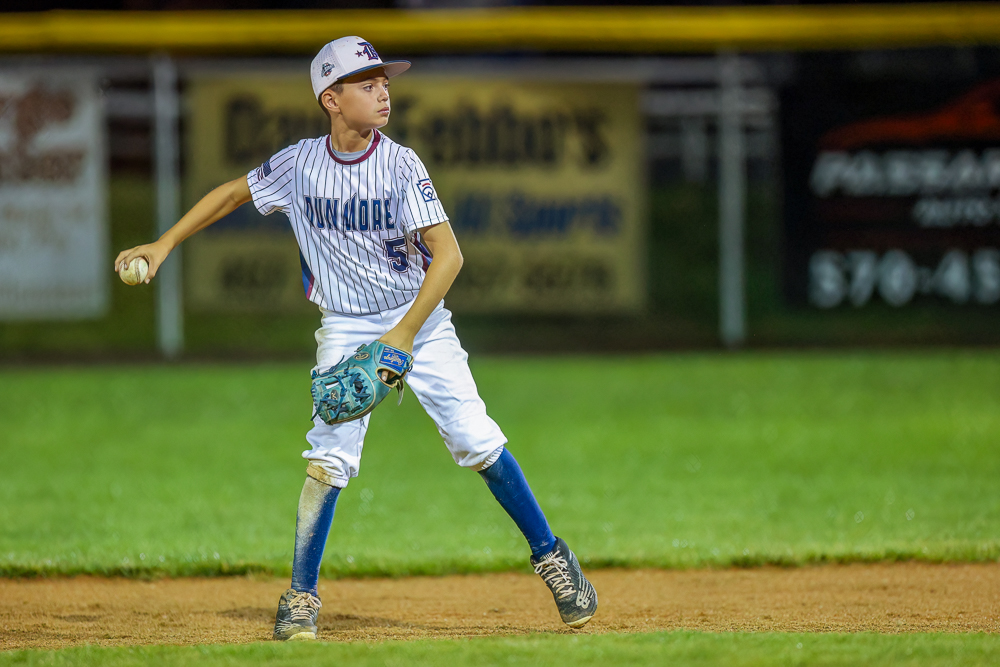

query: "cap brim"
left=335, top=60, right=411, bottom=84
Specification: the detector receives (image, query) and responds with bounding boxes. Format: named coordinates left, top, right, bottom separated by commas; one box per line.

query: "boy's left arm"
left=378, top=221, right=463, bottom=354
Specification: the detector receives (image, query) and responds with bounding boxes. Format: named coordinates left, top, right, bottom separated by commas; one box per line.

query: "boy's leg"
left=398, top=302, right=553, bottom=555
left=477, top=448, right=555, bottom=558
left=477, top=448, right=597, bottom=628
left=290, top=476, right=340, bottom=595
left=273, top=309, right=381, bottom=641
left=401, top=303, right=598, bottom=627
left=273, top=476, right=339, bottom=641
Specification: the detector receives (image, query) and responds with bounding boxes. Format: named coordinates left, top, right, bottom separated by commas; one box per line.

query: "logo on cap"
left=321, top=62, right=333, bottom=77
left=355, top=41, right=380, bottom=62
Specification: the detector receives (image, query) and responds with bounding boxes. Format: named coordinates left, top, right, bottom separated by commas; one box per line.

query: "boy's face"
left=325, top=70, right=391, bottom=130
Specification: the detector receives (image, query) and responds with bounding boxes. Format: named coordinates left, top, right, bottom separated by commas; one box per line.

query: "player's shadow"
left=216, top=608, right=573, bottom=638
left=217, top=607, right=423, bottom=630
left=324, top=613, right=428, bottom=631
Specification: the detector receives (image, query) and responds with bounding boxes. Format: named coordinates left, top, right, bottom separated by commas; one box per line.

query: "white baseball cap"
left=310, top=36, right=410, bottom=100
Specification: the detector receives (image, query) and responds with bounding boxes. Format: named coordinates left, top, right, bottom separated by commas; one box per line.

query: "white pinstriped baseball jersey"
left=247, top=130, right=448, bottom=315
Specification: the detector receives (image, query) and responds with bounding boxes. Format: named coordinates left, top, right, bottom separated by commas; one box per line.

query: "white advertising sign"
left=0, top=70, right=108, bottom=319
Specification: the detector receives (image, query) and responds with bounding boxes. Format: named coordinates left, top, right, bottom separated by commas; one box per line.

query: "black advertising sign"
left=782, top=56, right=1000, bottom=309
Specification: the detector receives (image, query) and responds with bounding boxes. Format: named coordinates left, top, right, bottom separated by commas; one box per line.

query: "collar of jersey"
left=327, top=130, right=381, bottom=165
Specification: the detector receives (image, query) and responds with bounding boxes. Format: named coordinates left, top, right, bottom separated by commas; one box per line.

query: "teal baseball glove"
left=310, top=341, right=414, bottom=426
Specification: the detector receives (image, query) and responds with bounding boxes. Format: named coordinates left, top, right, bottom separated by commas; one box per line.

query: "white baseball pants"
left=303, top=299, right=507, bottom=488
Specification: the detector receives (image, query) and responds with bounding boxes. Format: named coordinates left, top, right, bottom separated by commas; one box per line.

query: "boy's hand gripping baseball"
left=114, top=239, right=172, bottom=284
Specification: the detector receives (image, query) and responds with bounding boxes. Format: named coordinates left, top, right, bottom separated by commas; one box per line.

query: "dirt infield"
left=2, top=563, right=999, bottom=651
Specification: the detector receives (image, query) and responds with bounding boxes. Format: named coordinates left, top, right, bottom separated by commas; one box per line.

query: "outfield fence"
left=1, top=7, right=999, bottom=358
left=2, top=5, right=1000, bottom=53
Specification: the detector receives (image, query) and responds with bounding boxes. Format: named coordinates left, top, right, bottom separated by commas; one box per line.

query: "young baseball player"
left=115, top=36, right=597, bottom=641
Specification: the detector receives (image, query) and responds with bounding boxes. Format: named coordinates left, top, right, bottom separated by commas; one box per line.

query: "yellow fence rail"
left=1, top=4, right=999, bottom=54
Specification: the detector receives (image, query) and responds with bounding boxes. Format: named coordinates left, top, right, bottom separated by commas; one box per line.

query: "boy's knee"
left=475, top=445, right=505, bottom=472
left=306, top=462, right=350, bottom=488
left=447, top=438, right=507, bottom=470
left=437, top=409, right=507, bottom=470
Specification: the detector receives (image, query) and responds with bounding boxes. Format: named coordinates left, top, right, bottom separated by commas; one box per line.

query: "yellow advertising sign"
left=185, top=72, right=644, bottom=314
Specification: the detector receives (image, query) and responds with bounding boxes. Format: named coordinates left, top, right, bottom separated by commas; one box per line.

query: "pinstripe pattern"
left=247, top=130, right=448, bottom=315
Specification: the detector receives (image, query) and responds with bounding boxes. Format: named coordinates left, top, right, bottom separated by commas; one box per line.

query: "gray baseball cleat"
left=273, top=588, right=322, bottom=641
left=530, top=536, right=598, bottom=628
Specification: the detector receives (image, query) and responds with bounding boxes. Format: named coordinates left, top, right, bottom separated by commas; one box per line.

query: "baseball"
left=119, top=257, right=149, bottom=286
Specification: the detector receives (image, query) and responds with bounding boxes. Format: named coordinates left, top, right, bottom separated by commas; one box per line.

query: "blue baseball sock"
left=478, top=448, right=556, bottom=558
left=289, top=476, right=340, bottom=596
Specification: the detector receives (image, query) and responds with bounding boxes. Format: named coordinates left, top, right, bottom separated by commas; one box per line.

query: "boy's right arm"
left=114, top=176, right=252, bottom=283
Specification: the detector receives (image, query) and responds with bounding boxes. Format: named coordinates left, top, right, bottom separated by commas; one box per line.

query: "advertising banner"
left=0, top=70, right=108, bottom=319
left=782, top=60, right=1000, bottom=309
left=185, top=71, right=644, bottom=314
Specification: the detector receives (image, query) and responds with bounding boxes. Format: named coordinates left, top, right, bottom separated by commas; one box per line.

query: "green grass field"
left=1, top=351, right=998, bottom=577
left=2, top=352, right=998, bottom=665
left=4, top=632, right=1000, bottom=667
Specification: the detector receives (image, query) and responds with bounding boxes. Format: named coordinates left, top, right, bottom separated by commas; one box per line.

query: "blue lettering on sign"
left=509, top=195, right=575, bottom=236
left=578, top=199, right=620, bottom=235
left=453, top=195, right=493, bottom=233
left=444, top=193, right=623, bottom=238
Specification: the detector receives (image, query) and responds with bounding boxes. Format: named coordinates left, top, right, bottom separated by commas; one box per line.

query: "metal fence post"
left=717, top=51, right=747, bottom=348
left=152, top=55, right=183, bottom=358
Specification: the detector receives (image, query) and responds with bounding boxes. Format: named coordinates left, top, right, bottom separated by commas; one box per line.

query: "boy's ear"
left=321, top=89, right=339, bottom=116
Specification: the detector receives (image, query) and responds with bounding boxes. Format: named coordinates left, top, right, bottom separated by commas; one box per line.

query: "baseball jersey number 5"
left=384, top=238, right=409, bottom=273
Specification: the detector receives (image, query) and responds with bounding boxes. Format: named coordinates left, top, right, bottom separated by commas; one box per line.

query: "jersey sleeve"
left=397, top=150, right=449, bottom=234
left=246, top=144, right=298, bottom=215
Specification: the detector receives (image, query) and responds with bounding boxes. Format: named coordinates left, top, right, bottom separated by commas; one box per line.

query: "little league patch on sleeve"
left=417, top=178, right=437, bottom=202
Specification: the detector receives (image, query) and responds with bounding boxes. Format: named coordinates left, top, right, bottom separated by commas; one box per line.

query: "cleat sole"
left=566, top=615, right=593, bottom=628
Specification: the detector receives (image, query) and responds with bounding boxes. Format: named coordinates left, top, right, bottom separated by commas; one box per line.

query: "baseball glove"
left=310, top=341, right=414, bottom=426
